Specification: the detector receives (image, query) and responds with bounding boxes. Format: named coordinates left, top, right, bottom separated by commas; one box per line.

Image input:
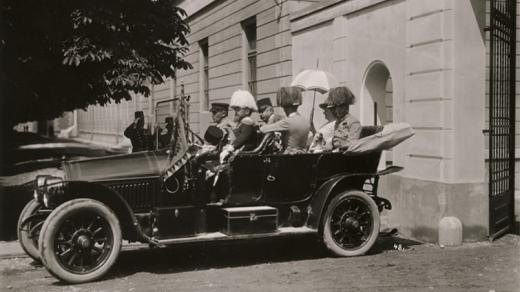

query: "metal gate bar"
left=488, top=0, right=516, bottom=240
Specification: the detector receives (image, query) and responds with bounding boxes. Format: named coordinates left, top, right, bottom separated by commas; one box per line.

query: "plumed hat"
left=276, top=87, right=302, bottom=107
left=204, top=125, right=225, bottom=146
left=325, top=86, right=356, bottom=107
left=256, top=97, right=273, bottom=113
left=209, top=102, right=229, bottom=113
left=230, top=90, right=258, bottom=111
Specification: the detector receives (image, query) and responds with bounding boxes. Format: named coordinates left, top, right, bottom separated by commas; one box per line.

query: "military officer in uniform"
left=124, top=111, right=152, bottom=152
left=260, top=87, right=310, bottom=154
left=256, top=97, right=283, bottom=125
left=204, top=102, right=233, bottom=146
left=325, top=86, right=361, bottom=150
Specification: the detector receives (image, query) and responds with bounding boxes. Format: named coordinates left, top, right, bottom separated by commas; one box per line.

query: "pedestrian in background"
left=124, top=111, right=152, bottom=152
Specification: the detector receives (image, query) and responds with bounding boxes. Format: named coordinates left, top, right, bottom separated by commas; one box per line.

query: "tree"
left=0, top=0, right=192, bottom=126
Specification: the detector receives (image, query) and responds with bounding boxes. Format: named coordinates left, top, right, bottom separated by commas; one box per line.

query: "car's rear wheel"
left=322, top=190, right=380, bottom=256
left=39, top=199, right=122, bottom=284
left=17, top=199, right=44, bottom=262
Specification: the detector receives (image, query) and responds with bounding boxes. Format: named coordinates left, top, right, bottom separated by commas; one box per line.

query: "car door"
left=227, top=154, right=267, bottom=205
left=261, top=153, right=320, bottom=203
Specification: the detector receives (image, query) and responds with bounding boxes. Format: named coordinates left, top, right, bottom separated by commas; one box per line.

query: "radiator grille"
left=107, top=179, right=159, bottom=211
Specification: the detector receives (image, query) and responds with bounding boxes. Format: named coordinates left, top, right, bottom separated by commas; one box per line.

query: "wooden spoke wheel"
left=39, top=199, right=122, bottom=284
left=322, top=190, right=380, bottom=256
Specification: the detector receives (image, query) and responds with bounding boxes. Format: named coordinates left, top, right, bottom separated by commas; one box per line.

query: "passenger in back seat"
left=325, top=86, right=361, bottom=150
left=259, top=87, right=310, bottom=154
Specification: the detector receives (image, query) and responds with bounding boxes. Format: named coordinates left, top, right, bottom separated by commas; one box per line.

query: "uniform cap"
left=209, top=102, right=229, bottom=113
left=134, top=111, right=144, bottom=119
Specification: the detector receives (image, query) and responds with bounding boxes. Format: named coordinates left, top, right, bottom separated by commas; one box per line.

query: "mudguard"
left=305, top=166, right=402, bottom=230
left=56, top=181, right=155, bottom=244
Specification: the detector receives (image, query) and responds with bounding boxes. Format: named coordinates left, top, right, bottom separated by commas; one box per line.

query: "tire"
left=38, top=199, right=122, bottom=284
left=17, top=199, right=44, bottom=262
left=322, top=190, right=380, bottom=257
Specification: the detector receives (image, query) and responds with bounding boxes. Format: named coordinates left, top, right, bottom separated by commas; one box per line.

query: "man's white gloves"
left=219, top=144, right=235, bottom=163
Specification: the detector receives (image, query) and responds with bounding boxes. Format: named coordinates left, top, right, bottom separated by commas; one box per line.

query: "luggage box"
left=221, top=206, right=278, bottom=235
left=154, top=206, right=199, bottom=239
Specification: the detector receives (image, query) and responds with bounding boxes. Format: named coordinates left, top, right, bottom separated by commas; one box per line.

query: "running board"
left=155, top=226, right=317, bottom=246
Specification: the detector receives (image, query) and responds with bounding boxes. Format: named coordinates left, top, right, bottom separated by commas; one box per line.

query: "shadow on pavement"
left=93, top=234, right=422, bottom=282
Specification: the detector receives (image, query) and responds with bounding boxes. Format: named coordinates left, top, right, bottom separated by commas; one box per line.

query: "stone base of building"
left=378, top=175, right=489, bottom=243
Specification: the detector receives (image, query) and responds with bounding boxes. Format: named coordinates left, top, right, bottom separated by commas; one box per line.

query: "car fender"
left=305, top=173, right=369, bottom=230
left=59, top=181, right=153, bottom=243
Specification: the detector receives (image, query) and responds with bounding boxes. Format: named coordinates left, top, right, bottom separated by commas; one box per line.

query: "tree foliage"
left=0, top=0, right=192, bottom=125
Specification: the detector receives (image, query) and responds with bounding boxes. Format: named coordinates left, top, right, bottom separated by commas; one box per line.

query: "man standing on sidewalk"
left=124, top=111, right=152, bottom=152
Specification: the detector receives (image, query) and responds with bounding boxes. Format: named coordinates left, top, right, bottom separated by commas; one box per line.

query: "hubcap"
left=77, top=235, right=92, bottom=249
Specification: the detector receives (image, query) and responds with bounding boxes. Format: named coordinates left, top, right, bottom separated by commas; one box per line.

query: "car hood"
left=63, top=151, right=170, bottom=182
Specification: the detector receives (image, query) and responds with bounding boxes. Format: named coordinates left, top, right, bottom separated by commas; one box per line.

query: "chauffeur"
left=260, top=87, right=310, bottom=154
left=326, top=86, right=361, bottom=150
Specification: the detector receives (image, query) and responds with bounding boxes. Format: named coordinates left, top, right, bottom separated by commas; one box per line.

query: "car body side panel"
left=63, top=151, right=169, bottom=182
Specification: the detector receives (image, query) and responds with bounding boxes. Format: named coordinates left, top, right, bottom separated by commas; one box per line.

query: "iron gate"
left=488, top=0, right=516, bottom=240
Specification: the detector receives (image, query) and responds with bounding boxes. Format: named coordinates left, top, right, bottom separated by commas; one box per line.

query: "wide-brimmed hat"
left=325, top=86, right=355, bottom=107
left=276, top=87, right=302, bottom=107
left=209, top=102, right=229, bottom=113
left=256, top=97, right=273, bottom=113
left=230, top=90, right=258, bottom=111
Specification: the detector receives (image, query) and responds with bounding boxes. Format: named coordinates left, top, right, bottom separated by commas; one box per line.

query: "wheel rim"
left=53, top=211, right=114, bottom=274
left=329, top=197, right=374, bottom=250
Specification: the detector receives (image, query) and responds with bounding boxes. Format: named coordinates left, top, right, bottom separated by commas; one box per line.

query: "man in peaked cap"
left=257, top=97, right=283, bottom=125
left=203, top=102, right=233, bottom=146
left=260, top=87, right=310, bottom=154
left=325, top=86, right=361, bottom=150
left=124, top=111, right=153, bottom=152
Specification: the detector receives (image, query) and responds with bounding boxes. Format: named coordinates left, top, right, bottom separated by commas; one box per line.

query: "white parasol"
left=290, top=68, right=338, bottom=133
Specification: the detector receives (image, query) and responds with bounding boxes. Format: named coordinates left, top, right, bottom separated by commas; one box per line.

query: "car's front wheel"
left=322, top=190, right=380, bottom=257
left=17, top=199, right=44, bottom=262
left=39, top=199, right=122, bottom=284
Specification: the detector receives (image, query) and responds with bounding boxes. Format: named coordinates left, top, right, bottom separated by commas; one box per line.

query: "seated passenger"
left=326, top=86, right=361, bottom=150
left=257, top=97, right=284, bottom=126
left=219, top=90, right=258, bottom=162
left=309, top=102, right=336, bottom=152
left=260, top=87, right=310, bottom=154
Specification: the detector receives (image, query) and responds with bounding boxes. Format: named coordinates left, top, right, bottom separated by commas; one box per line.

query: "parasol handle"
left=310, top=90, right=317, bottom=135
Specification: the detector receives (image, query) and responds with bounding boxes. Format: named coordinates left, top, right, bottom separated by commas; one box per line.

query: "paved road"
left=1, top=234, right=519, bottom=292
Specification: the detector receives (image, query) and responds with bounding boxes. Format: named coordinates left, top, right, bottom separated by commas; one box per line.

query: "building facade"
left=66, top=0, right=517, bottom=243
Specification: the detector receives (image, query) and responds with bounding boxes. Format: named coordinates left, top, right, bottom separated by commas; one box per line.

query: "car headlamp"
left=36, top=175, right=48, bottom=188
left=43, top=193, right=50, bottom=208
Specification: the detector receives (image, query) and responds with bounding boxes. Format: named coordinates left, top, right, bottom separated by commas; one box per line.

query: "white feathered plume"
left=229, top=90, right=258, bottom=111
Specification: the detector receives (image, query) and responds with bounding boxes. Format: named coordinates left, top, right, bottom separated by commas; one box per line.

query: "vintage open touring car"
left=17, top=94, right=410, bottom=284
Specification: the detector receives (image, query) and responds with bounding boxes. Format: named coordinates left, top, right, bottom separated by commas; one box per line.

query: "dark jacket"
left=232, top=117, right=257, bottom=151
left=124, top=124, right=152, bottom=152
